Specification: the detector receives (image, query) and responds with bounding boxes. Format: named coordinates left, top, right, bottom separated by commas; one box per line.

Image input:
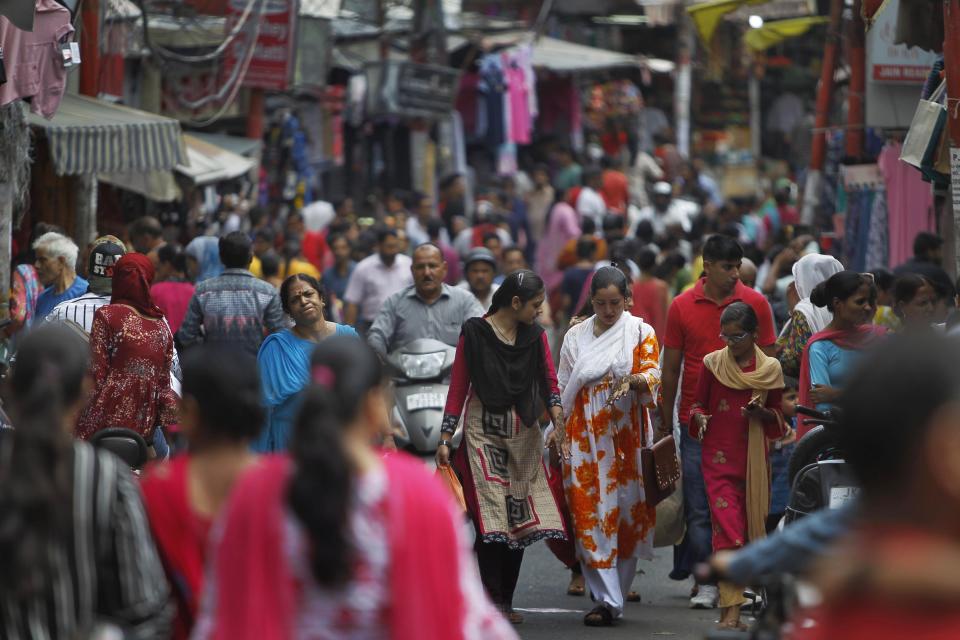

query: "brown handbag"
left=642, top=434, right=681, bottom=507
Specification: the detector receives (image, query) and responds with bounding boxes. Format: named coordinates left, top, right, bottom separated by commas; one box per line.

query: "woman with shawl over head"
left=536, top=200, right=581, bottom=295
left=185, top=236, right=224, bottom=284
left=194, top=338, right=517, bottom=640
left=798, top=271, right=882, bottom=434
left=689, top=302, right=786, bottom=631
left=439, top=269, right=569, bottom=625
left=76, top=253, right=178, bottom=446
left=254, top=273, right=358, bottom=452
left=558, top=266, right=662, bottom=627
left=776, top=254, right=843, bottom=378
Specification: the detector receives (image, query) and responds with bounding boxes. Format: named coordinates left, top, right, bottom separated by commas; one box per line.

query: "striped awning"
left=28, top=94, right=187, bottom=176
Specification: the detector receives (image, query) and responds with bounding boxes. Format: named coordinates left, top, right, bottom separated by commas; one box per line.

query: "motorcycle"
left=386, top=339, right=461, bottom=455
left=90, top=427, right=150, bottom=471
left=783, top=406, right=857, bottom=525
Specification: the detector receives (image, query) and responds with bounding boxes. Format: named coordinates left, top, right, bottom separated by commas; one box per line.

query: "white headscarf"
left=792, top=254, right=843, bottom=334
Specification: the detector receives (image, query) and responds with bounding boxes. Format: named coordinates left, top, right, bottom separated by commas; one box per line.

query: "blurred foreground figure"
left=799, top=333, right=960, bottom=640
left=193, top=338, right=517, bottom=640
left=0, top=325, right=171, bottom=637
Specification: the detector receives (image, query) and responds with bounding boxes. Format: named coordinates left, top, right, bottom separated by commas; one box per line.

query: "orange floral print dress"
left=558, top=314, right=660, bottom=569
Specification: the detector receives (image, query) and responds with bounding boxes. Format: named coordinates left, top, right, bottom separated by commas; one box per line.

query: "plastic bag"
left=436, top=464, right=466, bottom=513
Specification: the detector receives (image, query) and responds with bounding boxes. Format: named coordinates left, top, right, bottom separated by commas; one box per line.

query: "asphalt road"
left=511, top=544, right=718, bottom=640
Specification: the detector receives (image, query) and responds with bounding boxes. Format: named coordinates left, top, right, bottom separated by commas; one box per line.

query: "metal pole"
left=800, top=0, right=844, bottom=224
left=845, top=0, right=866, bottom=159
left=944, top=0, right=960, bottom=278
left=749, top=68, right=761, bottom=160
left=0, top=181, right=10, bottom=322
left=674, top=9, right=695, bottom=158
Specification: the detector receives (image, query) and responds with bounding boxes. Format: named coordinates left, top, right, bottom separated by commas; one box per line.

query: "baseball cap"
left=652, top=181, right=672, bottom=196
left=464, top=247, right=497, bottom=268
left=88, top=235, right=126, bottom=279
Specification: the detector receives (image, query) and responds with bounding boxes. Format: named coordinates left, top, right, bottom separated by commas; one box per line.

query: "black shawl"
left=461, top=316, right=547, bottom=428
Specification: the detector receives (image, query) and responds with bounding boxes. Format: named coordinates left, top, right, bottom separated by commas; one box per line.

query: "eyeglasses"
left=719, top=332, right=750, bottom=344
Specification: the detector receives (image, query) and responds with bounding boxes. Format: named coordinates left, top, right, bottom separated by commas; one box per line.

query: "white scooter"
left=386, top=339, right=462, bottom=455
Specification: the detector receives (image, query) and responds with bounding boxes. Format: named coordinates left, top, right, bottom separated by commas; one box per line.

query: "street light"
left=748, top=14, right=764, bottom=29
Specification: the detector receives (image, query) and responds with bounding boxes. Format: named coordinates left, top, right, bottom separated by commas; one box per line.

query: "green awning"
left=29, top=94, right=187, bottom=176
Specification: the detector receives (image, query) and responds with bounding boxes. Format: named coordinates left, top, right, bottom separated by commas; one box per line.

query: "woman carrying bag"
left=438, top=269, right=568, bottom=625
left=557, top=266, right=662, bottom=627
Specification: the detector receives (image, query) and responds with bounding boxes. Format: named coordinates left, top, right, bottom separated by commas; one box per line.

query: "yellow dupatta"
left=702, top=345, right=784, bottom=543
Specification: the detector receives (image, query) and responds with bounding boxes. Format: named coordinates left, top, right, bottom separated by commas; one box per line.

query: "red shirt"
left=141, top=456, right=213, bottom=640
left=663, top=279, right=776, bottom=424
left=601, top=169, right=629, bottom=214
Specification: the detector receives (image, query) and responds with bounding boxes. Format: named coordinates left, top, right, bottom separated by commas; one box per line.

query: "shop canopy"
left=28, top=94, right=187, bottom=176
left=99, top=134, right=258, bottom=202
left=743, top=15, right=830, bottom=52
left=447, top=33, right=672, bottom=74
left=176, top=135, right=256, bottom=185
left=687, top=0, right=771, bottom=44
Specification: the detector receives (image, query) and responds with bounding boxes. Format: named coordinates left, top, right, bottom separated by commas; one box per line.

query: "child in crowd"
left=767, top=376, right=799, bottom=531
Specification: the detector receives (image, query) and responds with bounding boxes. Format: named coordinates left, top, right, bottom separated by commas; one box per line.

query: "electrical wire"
left=135, top=0, right=264, bottom=63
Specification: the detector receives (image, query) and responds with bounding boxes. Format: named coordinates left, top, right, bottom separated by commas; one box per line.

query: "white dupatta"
left=560, top=311, right=642, bottom=412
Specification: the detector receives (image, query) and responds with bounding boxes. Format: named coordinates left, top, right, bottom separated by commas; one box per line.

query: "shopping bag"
left=436, top=464, right=466, bottom=513
left=901, top=80, right=947, bottom=170
left=654, top=480, right=686, bottom=548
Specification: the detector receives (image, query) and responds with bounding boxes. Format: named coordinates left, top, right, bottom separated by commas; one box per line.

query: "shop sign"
left=365, top=61, right=461, bottom=120
left=866, top=0, right=937, bottom=85
left=225, top=0, right=296, bottom=91
left=865, top=0, right=938, bottom=128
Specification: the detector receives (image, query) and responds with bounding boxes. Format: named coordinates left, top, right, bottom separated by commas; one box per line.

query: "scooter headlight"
left=399, top=351, right=445, bottom=380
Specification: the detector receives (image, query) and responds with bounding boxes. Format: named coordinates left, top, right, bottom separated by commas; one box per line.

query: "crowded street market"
left=2, top=0, right=960, bottom=638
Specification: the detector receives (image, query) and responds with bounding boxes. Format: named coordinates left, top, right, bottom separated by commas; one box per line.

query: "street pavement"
left=511, top=544, right=718, bottom=640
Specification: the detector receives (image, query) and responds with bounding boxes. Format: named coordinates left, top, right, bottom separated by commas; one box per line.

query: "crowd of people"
left=2, top=141, right=960, bottom=638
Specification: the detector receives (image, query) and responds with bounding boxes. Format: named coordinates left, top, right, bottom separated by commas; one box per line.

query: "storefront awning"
left=743, top=16, right=829, bottom=52
left=176, top=135, right=256, bottom=185
left=29, top=94, right=187, bottom=176
left=99, top=133, right=257, bottom=201
left=531, top=37, right=647, bottom=72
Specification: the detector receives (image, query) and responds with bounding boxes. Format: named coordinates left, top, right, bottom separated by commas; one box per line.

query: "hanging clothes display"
left=0, top=0, right=75, bottom=119
left=878, top=142, right=935, bottom=267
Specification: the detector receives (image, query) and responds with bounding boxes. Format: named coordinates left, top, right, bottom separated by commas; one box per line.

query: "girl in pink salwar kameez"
left=689, top=302, right=785, bottom=631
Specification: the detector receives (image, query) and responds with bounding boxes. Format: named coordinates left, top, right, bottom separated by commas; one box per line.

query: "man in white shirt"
left=575, top=169, right=608, bottom=229
left=630, top=181, right=696, bottom=238
left=457, top=247, right=500, bottom=312
left=343, top=227, right=414, bottom=334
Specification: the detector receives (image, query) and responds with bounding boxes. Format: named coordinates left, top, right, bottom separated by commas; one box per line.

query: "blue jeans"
left=672, top=430, right=713, bottom=580
left=152, top=428, right=170, bottom=460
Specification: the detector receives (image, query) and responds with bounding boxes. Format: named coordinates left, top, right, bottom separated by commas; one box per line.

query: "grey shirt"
left=367, top=283, right=484, bottom=357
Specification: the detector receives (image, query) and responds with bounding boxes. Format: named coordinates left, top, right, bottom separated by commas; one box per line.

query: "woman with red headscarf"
left=76, top=253, right=178, bottom=444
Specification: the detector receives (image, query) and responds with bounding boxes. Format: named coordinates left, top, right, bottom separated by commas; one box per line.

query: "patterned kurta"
left=558, top=320, right=661, bottom=569
left=77, top=305, right=178, bottom=440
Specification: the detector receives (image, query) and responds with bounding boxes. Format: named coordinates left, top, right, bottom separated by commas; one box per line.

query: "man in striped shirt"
left=46, top=235, right=125, bottom=330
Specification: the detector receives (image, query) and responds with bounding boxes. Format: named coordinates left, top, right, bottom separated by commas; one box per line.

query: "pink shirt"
left=879, top=142, right=935, bottom=267
left=151, top=281, right=196, bottom=335
left=343, top=253, right=413, bottom=323
left=0, top=0, right=74, bottom=118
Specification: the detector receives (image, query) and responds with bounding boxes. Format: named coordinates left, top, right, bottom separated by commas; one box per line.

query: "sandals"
left=626, top=590, right=642, bottom=602
left=584, top=605, right=614, bottom=627
left=716, top=620, right=748, bottom=632
left=507, top=610, right=524, bottom=625
left=567, top=574, right=586, bottom=596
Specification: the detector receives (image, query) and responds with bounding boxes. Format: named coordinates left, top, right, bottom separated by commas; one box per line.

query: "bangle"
left=438, top=440, right=452, bottom=449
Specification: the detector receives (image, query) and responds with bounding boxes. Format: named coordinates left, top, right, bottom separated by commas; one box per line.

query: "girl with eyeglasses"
left=689, top=302, right=787, bottom=631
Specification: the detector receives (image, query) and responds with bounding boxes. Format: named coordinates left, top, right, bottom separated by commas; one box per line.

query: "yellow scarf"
left=702, top=345, right=784, bottom=543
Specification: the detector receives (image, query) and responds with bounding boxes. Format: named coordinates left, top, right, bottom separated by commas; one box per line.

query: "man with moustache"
left=367, top=243, right=483, bottom=359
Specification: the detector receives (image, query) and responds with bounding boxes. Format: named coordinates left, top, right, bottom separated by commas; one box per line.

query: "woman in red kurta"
left=76, top=253, right=177, bottom=442
left=689, top=302, right=785, bottom=630
left=141, top=346, right=263, bottom=640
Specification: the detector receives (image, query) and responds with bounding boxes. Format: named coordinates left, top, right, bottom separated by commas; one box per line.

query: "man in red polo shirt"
left=661, top=234, right=776, bottom=609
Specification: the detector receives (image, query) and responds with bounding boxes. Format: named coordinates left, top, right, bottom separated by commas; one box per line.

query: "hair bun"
left=810, top=281, right=830, bottom=308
